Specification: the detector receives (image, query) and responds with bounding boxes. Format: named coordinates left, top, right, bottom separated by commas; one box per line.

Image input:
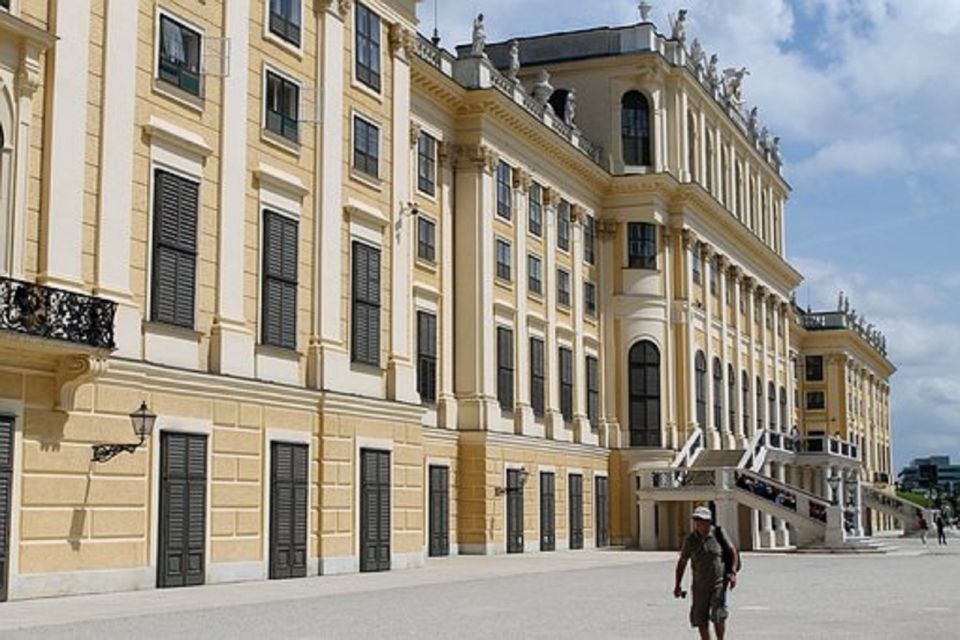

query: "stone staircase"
left=861, top=484, right=930, bottom=534
left=691, top=449, right=746, bottom=468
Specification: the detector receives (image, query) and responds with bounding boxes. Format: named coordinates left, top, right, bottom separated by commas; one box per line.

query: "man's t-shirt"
left=681, top=529, right=725, bottom=591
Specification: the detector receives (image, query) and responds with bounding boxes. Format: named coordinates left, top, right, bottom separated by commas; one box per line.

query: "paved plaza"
left=0, top=535, right=957, bottom=639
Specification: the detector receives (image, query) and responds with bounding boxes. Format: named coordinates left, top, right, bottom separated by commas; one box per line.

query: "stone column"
left=570, top=205, right=591, bottom=444
left=732, top=268, right=745, bottom=444
left=210, top=0, right=255, bottom=375
left=775, top=463, right=790, bottom=546
left=42, top=0, right=92, bottom=290
left=597, top=219, right=619, bottom=447
left=702, top=244, right=718, bottom=449
left=717, top=255, right=730, bottom=447
left=663, top=226, right=678, bottom=449
left=761, top=462, right=776, bottom=548
left=746, top=283, right=759, bottom=437
left=437, top=143, right=457, bottom=428
left=513, top=169, right=534, bottom=435
left=543, top=187, right=564, bottom=439
left=682, top=230, right=698, bottom=438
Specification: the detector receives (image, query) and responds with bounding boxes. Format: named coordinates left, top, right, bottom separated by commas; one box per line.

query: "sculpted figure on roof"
left=689, top=38, right=706, bottom=74
left=532, top=68, right=553, bottom=108
left=507, top=40, right=520, bottom=82
left=471, top=13, right=486, bottom=58
left=723, top=66, right=749, bottom=108
left=706, top=54, right=720, bottom=93
left=564, top=88, right=577, bottom=127
left=670, top=9, right=688, bottom=46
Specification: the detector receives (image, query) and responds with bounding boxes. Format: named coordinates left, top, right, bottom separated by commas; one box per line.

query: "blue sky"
left=419, top=1, right=960, bottom=469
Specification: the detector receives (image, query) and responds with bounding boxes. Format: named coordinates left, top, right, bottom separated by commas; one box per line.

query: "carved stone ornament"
left=597, top=219, right=618, bottom=239
left=17, top=51, right=43, bottom=97
left=543, top=186, right=562, bottom=208
left=389, top=22, right=414, bottom=60
left=681, top=228, right=697, bottom=249
left=409, top=123, right=422, bottom=148
left=458, top=144, right=497, bottom=174
left=512, top=167, right=532, bottom=191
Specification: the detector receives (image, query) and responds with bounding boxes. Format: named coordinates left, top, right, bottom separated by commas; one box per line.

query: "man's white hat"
left=692, top=506, right=713, bottom=521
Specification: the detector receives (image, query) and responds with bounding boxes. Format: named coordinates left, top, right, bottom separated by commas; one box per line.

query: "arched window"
left=706, top=131, right=714, bottom=194
left=695, top=351, right=707, bottom=429
left=712, top=357, right=722, bottom=429
left=621, top=91, right=651, bottom=166
left=687, top=112, right=697, bottom=182
left=779, top=386, right=787, bottom=431
left=741, top=371, right=750, bottom=434
left=768, top=381, right=777, bottom=430
left=734, top=164, right=743, bottom=219
left=728, top=364, right=736, bottom=431
left=720, top=146, right=727, bottom=205
left=755, top=376, right=763, bottom=432
left=629, top=340, right=661, bottom=447
left=749, top=179, right=756, bottom=231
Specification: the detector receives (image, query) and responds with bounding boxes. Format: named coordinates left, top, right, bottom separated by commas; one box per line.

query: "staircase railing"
left=738, top=429, right=768, bottom=472
left=733, top=468, right=832, bottom=524
left=672, top=427, right=704, bottom=469
left=861, top=485, right=925, bottom=520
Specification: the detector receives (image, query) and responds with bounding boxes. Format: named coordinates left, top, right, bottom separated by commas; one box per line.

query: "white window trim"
left=351, top=1, right=385, bottom=102
left=153, top=7, right=207, bottom=108
left=262, top=0, right=305, bottom=58
left=415, top=212, right=438, bottom=266
left=349, top=110, right=383, bottom=187
left=414, top=130, right=440, bottom=201
left=494, top=235, right=513, bottom=284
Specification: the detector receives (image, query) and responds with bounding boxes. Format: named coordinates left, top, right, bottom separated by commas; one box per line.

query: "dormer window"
left=621, top=91, right=651, bottom=166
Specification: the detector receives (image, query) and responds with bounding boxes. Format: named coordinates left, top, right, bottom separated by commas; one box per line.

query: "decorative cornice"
left=596, top=219, right=618, bottom=239
left=570, top=204, right=587, bottom=224
left=544, top=186, right=562, bottom=208
left=513, top=167, right=532, bottom=191
left=456, top=143, right=497, bottom=175
left=389, top=22, right=414, bottom=61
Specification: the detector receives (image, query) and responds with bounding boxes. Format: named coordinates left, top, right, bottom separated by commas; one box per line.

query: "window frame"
left=350, top=240, right=382, bottom=366
left=805, top=355, right=824, bottom=382
left=584, top=281, right=597, bottom=317
left=806, top=391, right=825, bottom=410
left=559, top=346, right=573, bottom=423
left=527, top=253, right=543, bottom=296
left=621, top=90, right=652, bottom=166
left=417, top=131, right=437, bottom=197
left=627, top=222, right=657, bottom=270
left=695, top=351, right=706, bottom=429
left=267, top=0, right=303, bottom=49
left=528, top=182, right=543, bottom=237
left=556, top=200, right=571, bottom=252
left=354, top=2, right=382, bottom=93
left=264, top=68, right=301, bottom=144
left=586, top=355, right=599, bottom=428
left=495, top=237, right=512, bottom=282
left=416, top=214, right=436, bottom=264
left=530, top=336, right=546, bottom=418
left=496, top=161, right=513, bottom=221
left=150, top=167, right=200, bottom=330
left=260, top=209, right=299, bottom=350
left=556, top=267, right=571, bottom=308
left=583, top=215, right=595, bottom=265
left=156, top=11, right=204, bottom=99
left=352, top=114, right=381, bottom=180
left=712, top=357, right=723, bottom=430
left=497, top=326, right=515, bottom=413
left=629, top=341, right=661, bottom=447
left=416, top=310, right=438, bottom=405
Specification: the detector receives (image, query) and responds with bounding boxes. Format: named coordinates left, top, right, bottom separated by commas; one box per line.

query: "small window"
left=586, top=355, right=599, bottom=428
left=496, top=162, right=512, bottom=220
left=261, top=211, right=298, bottom=350
left=559, top=346, right=573, bottom=422
left=805, top=355, right=824, bottom=381
left=497, top=326, right=514, bottom=412
left=265, top=71, right=300, bottom=143
left=741, top=371, right=750, bottom=433
left=557, top=201, right=570, bottom=251
left=530, top=337, right=545, bottom=418
left=557, top=268, right=571, bottom=307
left=806, top=391, right=825, bottom=410
left=527, top=254, right=542, bottom=295
left=269, top=0, right=302, bottom=47
left=351, top=241, right=381, bottom=366
left=495, top=238, right=512, bottom=281
left=355, top=3, right=381, bottom=92
left=584, top=281, right=596, bottom=317
left=417, top=216, right=436, bottom=263
left=709, top=255, right=719, bottom=296
left=158, top=14, right=203, bottom=97
left=627, top=222, right=657, bottom=270
left=353, top=116, right=380, bottom=179
left=692, top=243, right=702, bottom=284
left=583, top=216, right=595, bottom=265
left=529, top=182, right=543, bottom=236
left=417, top=311, right=437, bottom=404
left=417, top=132, right=437, bottom=196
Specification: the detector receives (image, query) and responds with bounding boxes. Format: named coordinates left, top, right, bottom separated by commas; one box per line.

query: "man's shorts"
left=689, top=582, right=728, bottom=628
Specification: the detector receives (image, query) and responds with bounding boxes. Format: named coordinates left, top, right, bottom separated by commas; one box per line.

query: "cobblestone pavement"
left=1, top=536, right=958, bottom=639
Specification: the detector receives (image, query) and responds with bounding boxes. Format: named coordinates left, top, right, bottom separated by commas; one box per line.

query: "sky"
left=417, top=0, right=960, bottom=470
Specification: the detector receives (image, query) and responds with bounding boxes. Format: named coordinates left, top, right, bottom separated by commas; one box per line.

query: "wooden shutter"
left=539, top=471, right=555, bottom=552
left=0, top=416, right=13, bottom=602
left=159, top=432, right=207, bottom=588
left=595, top=476, right=609, bottom=548
left=352, top=243, right=381, bottom=366
left=152, top=170, right=198, bottom=328
left=417, top=312, right=437, bottom=404
left=506, top=469, right=523, bottom=553
left=559, top=347, right=573, bottom=421
left=360, top=449, right=390, bottom=572
left=262, top=211, right=298, bottom=349
left=530, top=337, right=545, bottom=417
left=569, top=474, right=583, bottom=550
left=428, top=465, right=449, bottom=557
left=497, top=327, right=514, bottom=411
left=270, top=442, right=308, bottom=579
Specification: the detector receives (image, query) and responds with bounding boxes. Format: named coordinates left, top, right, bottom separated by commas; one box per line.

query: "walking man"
left=674, top=506, right=739, bottom=640
left=935, top=513, right=947, bottom=545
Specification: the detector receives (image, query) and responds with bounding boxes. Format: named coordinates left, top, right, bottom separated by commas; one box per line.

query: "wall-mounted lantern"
left=91, top=402, right=156, bottom=463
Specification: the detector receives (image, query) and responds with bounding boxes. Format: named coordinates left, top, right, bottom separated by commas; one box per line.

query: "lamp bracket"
left=91, top=435, right=146, bottom=463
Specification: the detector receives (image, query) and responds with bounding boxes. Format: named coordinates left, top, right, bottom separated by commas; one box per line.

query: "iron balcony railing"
left=0, top=276, right=117, bottom=350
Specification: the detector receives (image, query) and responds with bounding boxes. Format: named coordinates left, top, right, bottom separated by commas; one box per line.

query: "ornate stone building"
left=0, top=1, right=901, bottom=602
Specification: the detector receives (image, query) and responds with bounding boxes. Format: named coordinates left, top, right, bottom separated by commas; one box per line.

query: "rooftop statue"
left=669, top=9, right=688, bottom=46
left=706, top=54, right=720, bottom=93
left=837, top=290, right=845, bottom=312
left=759, top=126, right=770, bottom=152
left=564, top=88, right=578, bottom=127
left=689, top=38, right=706, bottom=74
left=532, top=68, right=554, bottom=108
left=471, top=13, right=486, bottom=58
left=639, top=1, right=653, bottom=22
left=723, top=66, right=749, bottom=108
left=747, top=107, right=759, bottom=139
left=506, top=40, right=520, bottom=82
left=771, top=137, right=783, bottom=167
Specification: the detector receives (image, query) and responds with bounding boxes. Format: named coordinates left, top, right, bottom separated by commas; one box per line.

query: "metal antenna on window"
left=431, top=0, right=440, bottom=46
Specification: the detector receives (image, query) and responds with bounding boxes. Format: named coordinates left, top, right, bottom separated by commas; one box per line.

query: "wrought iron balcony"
left=0, top=276, right=116, bottom=350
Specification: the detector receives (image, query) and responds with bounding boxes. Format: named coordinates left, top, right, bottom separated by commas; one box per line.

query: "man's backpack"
left=715, top=525, right=742, bottom=574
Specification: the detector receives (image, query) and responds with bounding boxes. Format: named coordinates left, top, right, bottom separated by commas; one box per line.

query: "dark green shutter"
left=417, top=312, right=437, bottom=404
left=159, top=432, right=207, bottom=588
left=270, top=442, right=308, bottom=579
left=559, top=347, right=573, bottom=422
left=428, top=465, right=449, bottom=557
left=262, top=211, right=298, bottom=350
left=0, top=416, right=13, bottom=602
left=569, top=474, right=583, bottom=550
left=540, top=471, right=555, bottom=551
left=352, top=242, right=381, bottom=366
left=152, top=170, right=198, bottom=329
left=595, top=476, right=609, bottom=548
left=530, top=337, right=545, bottom=418
left=360, top=449, right=390, bottom=572
left=497, top=327, right=514, bottom=411
left=506, top=469, right=524, bottom=553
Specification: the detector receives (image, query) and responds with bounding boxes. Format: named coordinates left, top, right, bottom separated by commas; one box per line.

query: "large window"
left=741, top=371, right=750, bottom=434
left=709, top=255, right=719, bottom=296
left=559, top=346, right=573, bottom=423
left=628, top=222, right=657, bottom=270
left=755, top=376, right=763, bottom=431
left=417, top=311, right=437, bottom=404
left=621, top=91, right=651, bottom=166
left=805, top=355, right=824, bottom=381
left=497, top=327, right=514, bottom=412
left=417, top=132, right=437, bottom=196
left=779, top=386, right=787, bottom=431
left=355, top=3, right=381, bottom=92
left=261, top=211, right=298, bottom=350
left=269, top=0, right=302, bottom=47
left=495, top=238, right=512, bottom=282
left=768, top=382, right=777, bottom=430
left=557, top=268, right=570, bottom=307
left=692, top=243, right=702, bottom=284
left=806, top=391, right=825, bottom=410
left=528, top=254, right=543, bottom=295
left=584, top=281, right=596, bottom=317
left=687, top=111, right=698, bottom=182
left=712, top=358, right=723, bottom=430
left=151, top=169, right=199, bottom=329
left=586, top=356, right=599, bottom=428
left=530, top=337, right=545, bottom=418
left=528, top=182, right=543, bottom=236
left=629, top=341, right=660, bottom=447
left=417, top=216, right=435, bottom=263
left=496, top=162, right=512, bottom=220
left=583, top=216, right=595, bottom=265
left=158, top=14, right=202, bottom=96
left=353, top=116, right=380, bottom=179
left=265, top=71, right=300, bottom=143
left=557, top=201, right=571, bottom=251
left=351, top=241, right=381, bottom=366
left=695, top=351, right=707, bottom=429
left=728, top=364, right=736, bottom=431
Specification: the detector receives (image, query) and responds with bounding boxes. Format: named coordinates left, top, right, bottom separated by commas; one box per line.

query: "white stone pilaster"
left=663, top=226, right=677, bottom=449
left=571, top=205, right=590, bottom=443
left=598, top=220, right=620, bottom=448
left=683, top=230, right=697, bottom=435
left=437, top=143, right=457, bottom=428
left=543, top=189, right=563, bottom=439
left=513, top=170, right=533, bottom=435
left=702, top=244, right=717, bottom=448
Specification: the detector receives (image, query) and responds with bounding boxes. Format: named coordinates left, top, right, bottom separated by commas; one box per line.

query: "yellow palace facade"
left=0, top=0, right=899, bottom=601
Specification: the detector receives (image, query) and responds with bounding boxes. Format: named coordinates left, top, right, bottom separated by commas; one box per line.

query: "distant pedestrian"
left=917, top=514, right=928, bottom=544
left=935, top=514, right=947, bottom=545
left=674, top=506, right=739, bottom=640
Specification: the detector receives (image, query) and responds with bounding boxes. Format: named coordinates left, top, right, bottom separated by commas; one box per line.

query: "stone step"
left=691, top=449, right=746, bottom=468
